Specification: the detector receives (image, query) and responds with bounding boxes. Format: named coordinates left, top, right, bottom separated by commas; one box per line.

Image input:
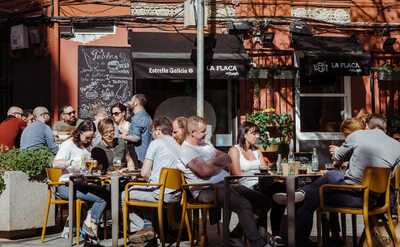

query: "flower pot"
left=257, top=144, right=279, bottom=153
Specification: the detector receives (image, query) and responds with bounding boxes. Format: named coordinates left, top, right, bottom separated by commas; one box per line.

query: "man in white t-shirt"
left=123, top=117, right=181, bottom=243
left=178, top=116, right=270, bottom=247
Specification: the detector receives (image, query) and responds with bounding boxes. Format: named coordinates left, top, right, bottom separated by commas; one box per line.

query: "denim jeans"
left=292, top=170, right=346, bottom=243
left=57, top=184, right=108, bottom=223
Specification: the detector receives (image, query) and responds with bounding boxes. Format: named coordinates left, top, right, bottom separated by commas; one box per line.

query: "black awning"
left=128, top=31, right=250, bottom=79
left=293, top=35, right=371, bottom=76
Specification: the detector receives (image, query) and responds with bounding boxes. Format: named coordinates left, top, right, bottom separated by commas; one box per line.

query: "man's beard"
left=67, top=118, right=77, bottom=125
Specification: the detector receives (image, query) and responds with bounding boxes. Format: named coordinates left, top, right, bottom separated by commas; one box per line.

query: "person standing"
left=20, top=106, right=58, bottom=154
left=0, top=106, right=26, bottom=150
left=111, top=102, right=130, bottom=137
left=123, top=94, right=152, bottom=168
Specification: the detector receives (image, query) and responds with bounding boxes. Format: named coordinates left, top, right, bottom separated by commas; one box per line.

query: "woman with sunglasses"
left=110, top=103, right=130, bottom=138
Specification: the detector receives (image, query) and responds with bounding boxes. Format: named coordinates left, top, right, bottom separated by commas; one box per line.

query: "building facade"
left=1, top=0, right=400, bottom=160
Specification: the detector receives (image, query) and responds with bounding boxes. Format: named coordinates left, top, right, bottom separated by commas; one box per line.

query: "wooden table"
left=67, top=171, right=139, bottom=247
left=223, top=172, right=324, bottom=247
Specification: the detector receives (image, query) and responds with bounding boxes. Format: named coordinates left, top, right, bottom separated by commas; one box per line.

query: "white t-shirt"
left=178, top=141, right=228, bottom=198
left=235, top=145, right=261, bottom=188
left=54, top=138, right=91, bottom=182
left=145, top=135, right=180, bottom=184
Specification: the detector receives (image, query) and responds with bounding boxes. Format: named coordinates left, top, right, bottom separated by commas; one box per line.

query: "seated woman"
left=91, top=118, right=135, bottom=173
left=53, top=120, right=109, bottom=238
left=228, top=122, right=282, bottom=237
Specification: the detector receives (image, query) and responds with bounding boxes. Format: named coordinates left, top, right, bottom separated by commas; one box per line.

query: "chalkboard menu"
left=78, top=46, right=133, bottom=119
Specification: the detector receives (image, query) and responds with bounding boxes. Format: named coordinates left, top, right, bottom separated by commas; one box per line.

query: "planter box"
left=378, top=71, right=400, bottom=81
left=257, top=144, right=279, bottom=153
left=0, top=171, right=55, bottom=232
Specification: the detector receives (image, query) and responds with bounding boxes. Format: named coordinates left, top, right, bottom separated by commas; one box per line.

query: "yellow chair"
left=122, top=168, right=183, bottom=247
left=394, top=165, right=400, bottom=219
left=319, top=167, right=398, bottom=247
left=41, top=168, right=84, bottom=243
left=176, top=174, right=218, bottom=247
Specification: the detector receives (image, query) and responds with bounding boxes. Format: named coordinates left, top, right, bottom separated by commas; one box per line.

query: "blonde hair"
left=187, top=116, right=207, bottom=133
left=340, top=118, right=365, bottom=137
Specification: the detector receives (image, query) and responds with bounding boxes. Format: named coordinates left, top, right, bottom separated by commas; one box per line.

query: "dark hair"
left=366, top=113, right=387, bottom=131
left=153, top=116, right=173, bottom=135
left=237, top=122, right=259, bottom=150
left=72, top=120, right=96, bottom=146
left=98, top=118, right=114, bottom=135
left=110, top=102, right=127, bottom=114
left=22, top=109, right=33, bottom=118
left=134, top=94, right=147, bottom=106
left=60, top=105, right=72, bottom=114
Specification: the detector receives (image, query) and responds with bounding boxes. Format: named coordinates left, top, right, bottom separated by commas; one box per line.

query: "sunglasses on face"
left=112, top=111, right=122, bottom=116
left=12, top=112, right=23, bottom=116
left=64, top=111, right=76, bottom=115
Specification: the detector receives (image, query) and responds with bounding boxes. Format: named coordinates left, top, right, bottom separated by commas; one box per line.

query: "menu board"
left=78, top=46, right=133, bottom=119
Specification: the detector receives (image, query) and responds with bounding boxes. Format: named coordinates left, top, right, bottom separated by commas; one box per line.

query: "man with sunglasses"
left=53, top=105, right=83, bottom=133
left=0, top=106, right=26, bottom=150
left=20, top=106, right=58, bottom=154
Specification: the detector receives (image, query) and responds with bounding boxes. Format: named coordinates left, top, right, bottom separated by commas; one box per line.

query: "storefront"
left=293, top=35, right=371, bottom=163
left=128, top=31, right=250, bottom=146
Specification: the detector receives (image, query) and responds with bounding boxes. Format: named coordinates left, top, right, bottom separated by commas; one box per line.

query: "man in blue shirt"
left=122, top=94, right=152, bottom=168
left=20, top=106, right=58, bottom=154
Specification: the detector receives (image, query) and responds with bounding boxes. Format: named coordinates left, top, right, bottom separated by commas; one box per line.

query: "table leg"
left=68, top=179, right=74, bottom=247
left=111, top=175, right=120, bottom=247
left=286, top=176, right=296, bottom=247
left=223, top=178, right=231, bottom=247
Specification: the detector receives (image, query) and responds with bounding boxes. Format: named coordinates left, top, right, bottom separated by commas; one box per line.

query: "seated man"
left=20, top=106, right=58, bottom=154
left=177, top=116, right=270, bottom=247
left=123, top=117, right=181, bottom=244
left=0, top=106, right=26, bottom=150
left=53, top=105, right=82, bottom=141
left=91, top=118, right=134, bottom=172
left=274, top=115, right=400, bottom=246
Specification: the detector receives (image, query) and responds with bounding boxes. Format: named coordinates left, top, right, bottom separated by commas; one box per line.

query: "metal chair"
left=122, top=167, right=183, bottom=247
left=41, top=167, right=84, bottom=243
left=318, top=167, right=398, bottom=247
left=176, top=174, right=218, bottom=247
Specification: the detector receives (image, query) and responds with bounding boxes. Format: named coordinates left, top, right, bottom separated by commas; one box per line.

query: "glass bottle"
left=311, top=148, right=319, bottom=172
left=276, top=153, right=282, bottom=175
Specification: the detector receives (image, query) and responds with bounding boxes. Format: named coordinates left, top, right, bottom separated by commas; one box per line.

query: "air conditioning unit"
left=10, top=24, right=29, bottom=50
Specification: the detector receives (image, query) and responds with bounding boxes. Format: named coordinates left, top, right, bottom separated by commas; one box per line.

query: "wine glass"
left=113, top=157, right=122, bottom=171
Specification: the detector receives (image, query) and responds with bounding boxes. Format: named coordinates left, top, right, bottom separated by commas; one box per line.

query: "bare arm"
left=187, top=153, right=231, bottom=179
left=141, top=159, right=153, bottom=179
left=125, top=151, right=135, bottom=171
left=228, top=147, right=242, bottom=176
left=121, top=133, right=140, bottom=143
left=53, top=159, right=68, bottom=168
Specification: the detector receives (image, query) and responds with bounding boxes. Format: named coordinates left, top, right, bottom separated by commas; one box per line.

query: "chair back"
left=46, top=168, right=63, bottom=182
left=361, top=167, right=391, bottom=194
left=159, top=168, right=183, bottom=190
left=394, top=165, right=400, bottom=190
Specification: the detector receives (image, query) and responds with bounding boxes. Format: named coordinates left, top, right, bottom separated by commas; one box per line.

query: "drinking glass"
left=113, top=157, right=122, bottom=170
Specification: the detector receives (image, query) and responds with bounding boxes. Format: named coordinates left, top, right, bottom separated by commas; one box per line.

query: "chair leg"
left=157, top=206, right=165, bottom=247
left=185, top=209, right=193, bottom=247
left=340, top=213, right=347, bottom=243
left=76, top=200, right=82, bottom=244
left=316, top=211, right=322, bottom=247
left=386, top=210, right=398, bottom=245
left=200, top=209, right=208, bottom=247
left=352, top=215, right=358, bottom=247
left=362, top=214, right=373, bottom=247
left=41, top=191, right=52, bottom=241
left=123, top=203, right=128, bottom=247
left=177, top=203, right=188, bottom=247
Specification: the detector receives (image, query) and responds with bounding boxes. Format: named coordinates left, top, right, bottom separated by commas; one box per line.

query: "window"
left=295, top=74, right=351, bottom=140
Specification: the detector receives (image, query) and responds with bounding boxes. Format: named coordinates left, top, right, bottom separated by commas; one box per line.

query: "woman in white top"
left=111, top=102, right=130, bottom=137
left=53, top=120, right=108, bottom=238
left=228, top=122, right=267, bottom=188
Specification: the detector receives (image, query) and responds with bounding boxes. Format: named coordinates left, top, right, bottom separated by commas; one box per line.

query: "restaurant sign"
left=134, top=60, right=246, bottom=79
left=303, top=55, right=370, bottom=76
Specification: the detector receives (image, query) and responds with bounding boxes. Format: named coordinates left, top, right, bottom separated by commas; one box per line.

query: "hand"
left=328, top=145, right=338, bottom=156
left=120, top=133, right=128, bottom=140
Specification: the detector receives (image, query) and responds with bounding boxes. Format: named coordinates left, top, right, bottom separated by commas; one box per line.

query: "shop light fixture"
left=289, top=21, right=312, bottom=36
left=227, top=21, right=252, bottom=34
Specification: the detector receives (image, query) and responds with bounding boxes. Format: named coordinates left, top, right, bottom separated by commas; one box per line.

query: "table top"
left=225, top=170, right=326, bottom=181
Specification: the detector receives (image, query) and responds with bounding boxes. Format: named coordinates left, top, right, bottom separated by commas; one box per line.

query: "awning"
left=128, top=31, right=250, bottom=79
left=293, top=35, right=371, bottom=76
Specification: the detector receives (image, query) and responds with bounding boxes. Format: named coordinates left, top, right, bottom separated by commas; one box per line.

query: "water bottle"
left=311, top=148, right=319, bottom=172
left=276, top=153, right=282, bottom=175
left=288, top=151, right=295, bottom=175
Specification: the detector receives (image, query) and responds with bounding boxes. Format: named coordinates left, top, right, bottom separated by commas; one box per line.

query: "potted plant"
left=0, top=148, right=54, bottom=233
left=375, top=63, right=400, bottom=81
left=246, top=108, right=293, bottom=152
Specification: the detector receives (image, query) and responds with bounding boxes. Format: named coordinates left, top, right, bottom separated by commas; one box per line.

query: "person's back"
left=340, top=129, right=400, bottom=183
left=0, top=117, right=26, bottom=149
left=20, top=107, right=58, bottom=154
